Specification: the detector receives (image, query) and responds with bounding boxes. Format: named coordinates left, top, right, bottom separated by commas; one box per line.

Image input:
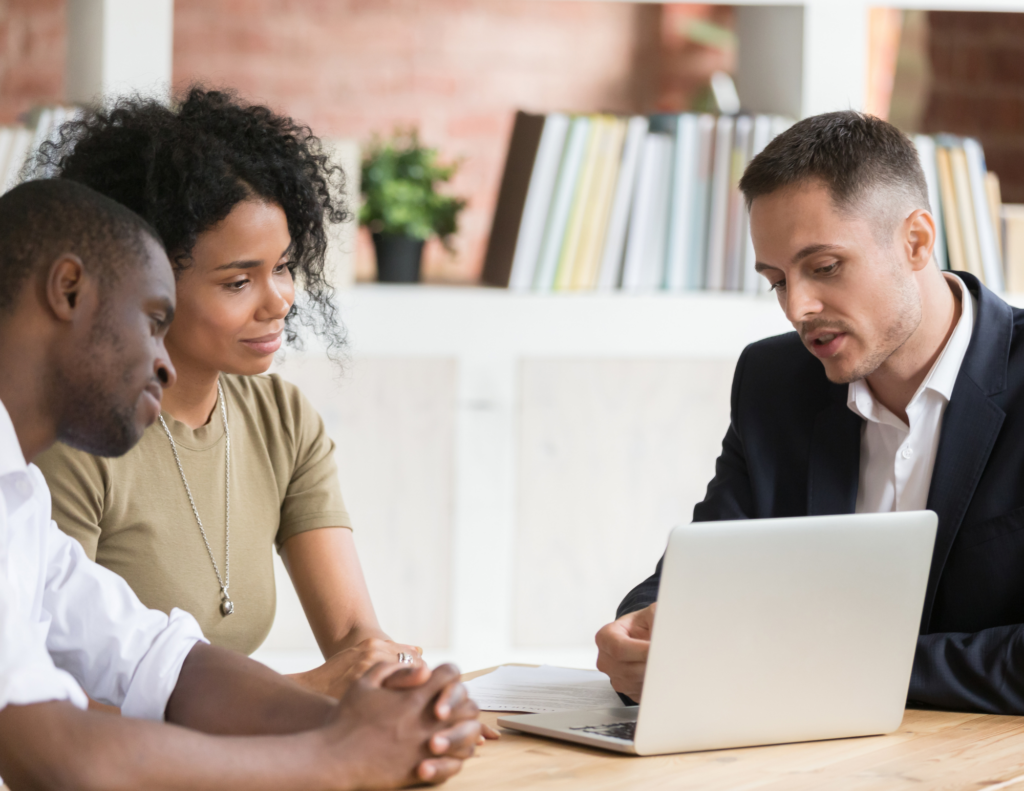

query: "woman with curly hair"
left=33, top=87, right=424, bottom=700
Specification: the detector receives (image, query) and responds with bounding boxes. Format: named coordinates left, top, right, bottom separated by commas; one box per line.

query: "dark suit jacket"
left=619, top=272, right=1024, bottom=714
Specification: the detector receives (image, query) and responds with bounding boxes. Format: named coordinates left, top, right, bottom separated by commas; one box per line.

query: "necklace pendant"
left=220, top=595, right=234, bottom=617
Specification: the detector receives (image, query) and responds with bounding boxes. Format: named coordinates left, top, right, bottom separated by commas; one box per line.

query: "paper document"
left=464, top=665, right=623, bottom=713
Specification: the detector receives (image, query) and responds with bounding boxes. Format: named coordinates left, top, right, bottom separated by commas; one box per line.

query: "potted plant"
left=360, top=129, right=465, bottom=283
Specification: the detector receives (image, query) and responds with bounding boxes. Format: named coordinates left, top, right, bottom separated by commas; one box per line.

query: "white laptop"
left=499, top=511, right=937, bottom=756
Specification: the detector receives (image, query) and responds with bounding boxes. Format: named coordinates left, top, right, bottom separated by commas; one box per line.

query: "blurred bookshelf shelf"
left=335, top=284, right=795, bottom=359
left=326, top=284, right=1024, bottom=361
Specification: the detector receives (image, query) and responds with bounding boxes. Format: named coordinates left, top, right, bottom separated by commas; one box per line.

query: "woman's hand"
left=290, top=637, right=426, bottom=699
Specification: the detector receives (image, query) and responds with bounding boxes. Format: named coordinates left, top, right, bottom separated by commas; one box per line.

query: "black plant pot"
left=373, top=232, right=425, bottom=283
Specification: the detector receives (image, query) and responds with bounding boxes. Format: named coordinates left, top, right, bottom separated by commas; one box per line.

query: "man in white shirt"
left=0, top=179, right=481, bottom=790
left=597, top=111, right=1024, bottom=716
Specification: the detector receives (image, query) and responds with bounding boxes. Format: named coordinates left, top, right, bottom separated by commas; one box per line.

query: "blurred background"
left=3, top=0, right=1023, bottom=672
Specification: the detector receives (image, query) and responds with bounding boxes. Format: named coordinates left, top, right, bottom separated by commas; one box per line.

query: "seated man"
left=0, top=179, right=480, bottom=789
left=596, top=111, right=1024, bottom=715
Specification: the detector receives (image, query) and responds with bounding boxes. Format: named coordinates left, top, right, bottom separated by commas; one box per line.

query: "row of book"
left=0, top=106, right=79, bottom=194
left=482, top=110, right=1007, bottom=294
left=918, top=135, right=1004, bottom=290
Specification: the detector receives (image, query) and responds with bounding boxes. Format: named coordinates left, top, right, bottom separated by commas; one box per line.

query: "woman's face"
left=165, top=199, right=295, bottom=377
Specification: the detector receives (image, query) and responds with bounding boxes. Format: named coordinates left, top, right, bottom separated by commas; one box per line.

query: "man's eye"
left=817, top=263, right=838, bottom=275
left=227, top=279, right=249, bottom=290
left=770, top=280, right=786, bottom=292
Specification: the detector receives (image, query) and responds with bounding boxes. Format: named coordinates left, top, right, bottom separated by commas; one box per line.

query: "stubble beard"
left=820, top=268, right=923, bottom=385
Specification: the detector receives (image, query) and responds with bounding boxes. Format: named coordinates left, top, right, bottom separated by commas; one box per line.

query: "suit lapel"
left=807, top=394, right=862, bottom=516
left=919, top=272, right=1012, bottom=630
left=920, top=375, right=1005, bottom=630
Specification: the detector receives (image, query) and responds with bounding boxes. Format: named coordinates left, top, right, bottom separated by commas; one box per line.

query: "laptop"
left=498, top=511, right=937, bottom=756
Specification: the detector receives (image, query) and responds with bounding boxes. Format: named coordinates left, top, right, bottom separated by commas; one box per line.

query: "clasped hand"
left=323, top=662, right=481, bottom=787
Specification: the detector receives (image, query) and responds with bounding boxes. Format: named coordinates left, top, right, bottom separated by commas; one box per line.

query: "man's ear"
left=45, top=254, right=87, bottom=321
left=905, top=209, right=937, bottom=273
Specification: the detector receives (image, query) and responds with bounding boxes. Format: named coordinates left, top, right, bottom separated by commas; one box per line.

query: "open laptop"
left=498, top=511, right=937, bottom=756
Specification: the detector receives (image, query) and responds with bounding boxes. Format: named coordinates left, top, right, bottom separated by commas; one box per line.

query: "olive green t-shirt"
left=35, top=373, right=351, bottom=655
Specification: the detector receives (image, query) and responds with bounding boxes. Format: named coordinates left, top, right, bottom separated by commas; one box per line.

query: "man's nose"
left=155, top=344, right=176, bottom=389
left=783, top=276, right=823, bottom=324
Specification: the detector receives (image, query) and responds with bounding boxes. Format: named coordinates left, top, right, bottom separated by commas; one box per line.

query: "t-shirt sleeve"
left=33, top=442, right=106, bottom=561
left=273, top=377, right=352, bottom=549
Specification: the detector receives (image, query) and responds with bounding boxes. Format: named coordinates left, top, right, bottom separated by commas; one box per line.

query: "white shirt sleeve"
left=0, top=568, right=89, bottom=712
left=41, top=519, right=208, bottom=719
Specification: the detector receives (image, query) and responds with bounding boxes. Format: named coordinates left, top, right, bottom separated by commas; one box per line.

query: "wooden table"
left=447, top=668, right=1024, bottom=791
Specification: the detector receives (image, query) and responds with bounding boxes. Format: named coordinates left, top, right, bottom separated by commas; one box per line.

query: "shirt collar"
left=847, top=272, right=975, bottom=425
left=0, top=398, right=28, bottom=479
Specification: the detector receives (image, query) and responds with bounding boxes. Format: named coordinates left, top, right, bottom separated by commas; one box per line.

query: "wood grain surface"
left=450, top=667, right=1024, bottom=791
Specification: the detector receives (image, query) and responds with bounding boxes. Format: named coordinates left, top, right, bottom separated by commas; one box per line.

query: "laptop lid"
left=634, top=511, right=937, bottom=755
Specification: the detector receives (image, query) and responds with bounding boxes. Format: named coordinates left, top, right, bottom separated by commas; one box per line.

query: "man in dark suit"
left=596, top=110, right=1024, bottom=715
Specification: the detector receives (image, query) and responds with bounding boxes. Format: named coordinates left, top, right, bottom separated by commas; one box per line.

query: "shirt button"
left=901, top=447, right=914, bottom=460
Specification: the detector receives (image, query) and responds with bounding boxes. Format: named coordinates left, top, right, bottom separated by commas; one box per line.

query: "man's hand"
left=595, top=603, right=657, bottom=701
left=320, top=662, right=482, bottom=788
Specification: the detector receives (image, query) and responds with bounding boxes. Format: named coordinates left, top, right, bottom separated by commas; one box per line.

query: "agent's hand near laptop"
left=0, top=180, right=479, bottom=789
left=596, top=604, right=655, bottom=701
left=598, top=110, right=1024, bottom=716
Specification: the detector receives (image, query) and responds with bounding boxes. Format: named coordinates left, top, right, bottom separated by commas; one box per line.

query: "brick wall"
left=0, top=0, right=730, bottom=282
left=172, top=0, right=691, bottom=283
left=0, top=0, right=64, bottom=124
left=923, top=11, right=1024, bottom=203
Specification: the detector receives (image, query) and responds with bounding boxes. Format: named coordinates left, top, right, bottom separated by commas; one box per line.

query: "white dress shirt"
left=0, top=397, right=206, bottom=739
left=849, top=273, right=975, bottom=513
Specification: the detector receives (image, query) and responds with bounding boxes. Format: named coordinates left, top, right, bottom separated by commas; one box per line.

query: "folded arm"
left=0, top=654, right=481, bottom=791
left=911, top=625, right=1024, bottom=714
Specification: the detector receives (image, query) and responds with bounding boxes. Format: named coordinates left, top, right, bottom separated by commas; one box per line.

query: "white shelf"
left=334, top=285, right=794, bottom=359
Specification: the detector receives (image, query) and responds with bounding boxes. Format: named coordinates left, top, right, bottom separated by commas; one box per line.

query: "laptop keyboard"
left=569, top=721, right=637, bottom=742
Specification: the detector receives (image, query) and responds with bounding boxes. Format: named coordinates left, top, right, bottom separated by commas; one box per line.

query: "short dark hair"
left=0, top=179, right=162, bottom=317
left=32, top=86, right=349, bottom=359
left=740, top=111, right=930, bottom=229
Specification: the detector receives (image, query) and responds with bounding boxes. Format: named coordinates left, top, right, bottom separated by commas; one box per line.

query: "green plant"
left=360, top=129, right=466, bottom=249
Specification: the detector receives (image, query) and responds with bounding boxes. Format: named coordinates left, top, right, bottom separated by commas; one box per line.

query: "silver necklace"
left=158, top=380, right=234, bottom=617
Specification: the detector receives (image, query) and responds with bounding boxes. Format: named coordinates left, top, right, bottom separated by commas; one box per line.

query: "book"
left=742, top=114, right=775, bottom=293
left=1, top=127, right=33, bottom=193
left=571, top=117, right=627, bottom=290
left=1004, top=204, right=1024, bottom=293
left=621, top=132, right=672, bottom=291
left=533, top=116, right=591, bottom=291
left=724, top=115, right=752, bottom=291
left=985, top=171, right=1003, bottom=263
left=507, top=113, right=570, bottom=291
left=914, top=135, right=948, bottom=271
left=962, top=137, right=1004, bottom=291
left=947, top=141, right=986, bottom=282
left=596, top=116, right=649, bottom=291
left=935, top=145, right=966, bottom=274
left=704, top=115, right=735, bottom=291
left=482, top=111, right=548, bottom=288
left=664, top=114, right=699, bottom=291
left=554, top=118, right=606, bottom=290
left=687, top=114, right=717, bottom=291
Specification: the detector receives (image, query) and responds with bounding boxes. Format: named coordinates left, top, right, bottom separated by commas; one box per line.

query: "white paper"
left=464, top=665, right=623, bottom=713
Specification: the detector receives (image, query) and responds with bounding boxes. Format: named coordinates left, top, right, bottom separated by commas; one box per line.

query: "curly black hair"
left=32, top=86, right=349, bottom=357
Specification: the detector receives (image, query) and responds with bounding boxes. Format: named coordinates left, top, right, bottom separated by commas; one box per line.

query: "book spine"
left=555, top=117, right=604, bottom=290
left=509, top=113, right=571, bottom=292
left=533, top=116, right=592, bottom=292
left=705, top=115, right=735, bottom=291
left=665, top=114, right=698, bottom=292
left=963, top=137, right=1004, bottom=291
left=935, top=145, right=966, bottom=274
left=596, top=116, right=650, bottom=291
